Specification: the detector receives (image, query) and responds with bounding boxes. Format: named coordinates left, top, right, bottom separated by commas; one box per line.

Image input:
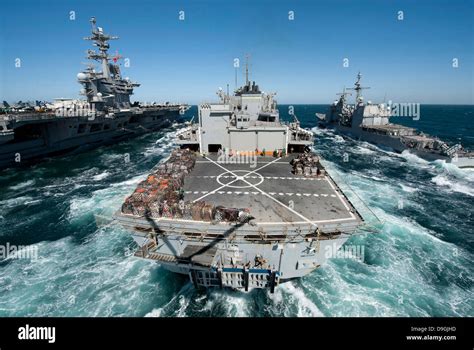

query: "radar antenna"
left=244, top=54, right=251, bottom=85
left=347, top=72, right=370, bottom=104
left=336, top=86, right=352, bottom=103
left=83, top=17, right=119, bottom=79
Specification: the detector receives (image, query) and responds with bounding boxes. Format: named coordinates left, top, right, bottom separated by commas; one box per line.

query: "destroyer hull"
left=328, top=124, right=474, bottom=167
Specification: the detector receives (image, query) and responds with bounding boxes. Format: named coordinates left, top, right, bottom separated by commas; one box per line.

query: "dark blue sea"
left=0, top=105, right=472, bottom=316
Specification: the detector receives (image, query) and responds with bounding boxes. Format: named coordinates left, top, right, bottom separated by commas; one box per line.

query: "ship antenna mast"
left=245, top=54, right=250, bottom=85
left=84, top=17, right=119, bottom=79
left=348, top=72, right=370, bottom=104
left=235, top=66, right=238, bottom=90
left=336, top=86, right=352, bottom=102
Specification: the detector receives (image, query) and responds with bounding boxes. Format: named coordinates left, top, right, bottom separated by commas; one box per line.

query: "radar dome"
left=77, top=72, right=87, bottom=80
left=97, top=92, right=102, bottom=97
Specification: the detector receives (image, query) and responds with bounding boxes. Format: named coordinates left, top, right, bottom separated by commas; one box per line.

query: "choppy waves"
left=0, top=113, right=473, bottom=317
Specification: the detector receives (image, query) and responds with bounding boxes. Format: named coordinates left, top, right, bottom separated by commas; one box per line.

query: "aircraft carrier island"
left=115, top=71, right=364, bottom=292
left=0, top=17, right=188, bottom=170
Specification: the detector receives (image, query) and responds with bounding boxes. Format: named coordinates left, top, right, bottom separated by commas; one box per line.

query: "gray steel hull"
left=115, top=153, right=364, bottom=291
left=119, top=213, right=355, bottom=287
left=0, top=110, right=181, bottom=169
left=331, top=124, right=474, bottom=167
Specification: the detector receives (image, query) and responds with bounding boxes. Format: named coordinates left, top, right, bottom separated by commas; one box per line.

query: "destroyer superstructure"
left=115, top=66, right=364, bottom=291
left=316, top=73, right=474, bottom=168
left=0, top=17, right=188, bottom=169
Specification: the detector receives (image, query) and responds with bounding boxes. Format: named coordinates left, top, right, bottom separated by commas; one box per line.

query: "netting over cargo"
left=121, top=149, right=253, bottom=223
left=290, top=153, right=325, bottom=177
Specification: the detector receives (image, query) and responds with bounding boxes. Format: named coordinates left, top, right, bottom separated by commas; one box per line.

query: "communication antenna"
left=234, top=65, right=238, bottom=90
left=347, top=72, right=370, bottom=103
left=245, top=54, right=249, bottom=84
left=336, top=86, right=352, bottom=102
left=244, top=54, right=251, bottom=85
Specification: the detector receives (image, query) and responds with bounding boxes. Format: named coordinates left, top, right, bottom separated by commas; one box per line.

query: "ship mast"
left=245, top=54, right=250, bottom=85
left=336, top=86, right=351, bottom=104
left=348, top=72, right=370, bottom=105
left=83, top=17, right=118, bottom=79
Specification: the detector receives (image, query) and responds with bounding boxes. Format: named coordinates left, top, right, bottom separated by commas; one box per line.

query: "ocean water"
left=0, top=105, right=472, bottom=317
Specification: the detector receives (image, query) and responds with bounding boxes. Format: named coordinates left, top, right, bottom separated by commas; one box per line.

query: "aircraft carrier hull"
left=0, top=109, right=181, bottom=169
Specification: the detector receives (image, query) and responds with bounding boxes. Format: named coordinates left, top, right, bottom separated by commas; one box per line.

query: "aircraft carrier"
left=316, top=73, right=474, bottom=168
left=0, top=17, right=188, bottom=170
left=115, top=65, right=364, bottom=292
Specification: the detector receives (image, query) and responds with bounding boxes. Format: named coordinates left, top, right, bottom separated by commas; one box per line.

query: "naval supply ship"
left=0, top=17, right=188, bottom=170
left=115, top=66, right=364, bottom=292
left=316, top=73, right=474, bottom=168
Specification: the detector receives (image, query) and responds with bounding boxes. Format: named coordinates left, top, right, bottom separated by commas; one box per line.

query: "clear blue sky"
left=0, top=0, right=473, bottom=104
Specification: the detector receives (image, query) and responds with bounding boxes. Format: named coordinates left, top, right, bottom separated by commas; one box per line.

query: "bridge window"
left=208, top=144, right=222, bottom=152
left=78, top=124, right=87, bottom=134
left=90, top=124, right=103, bottom=132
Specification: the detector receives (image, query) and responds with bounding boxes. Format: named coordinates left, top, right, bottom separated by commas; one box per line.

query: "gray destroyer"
left=317, top=73, right=474, bottom=168
left=0, top=17, right=188, bottom=170
left=115, top=68, right=364, bottom=292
